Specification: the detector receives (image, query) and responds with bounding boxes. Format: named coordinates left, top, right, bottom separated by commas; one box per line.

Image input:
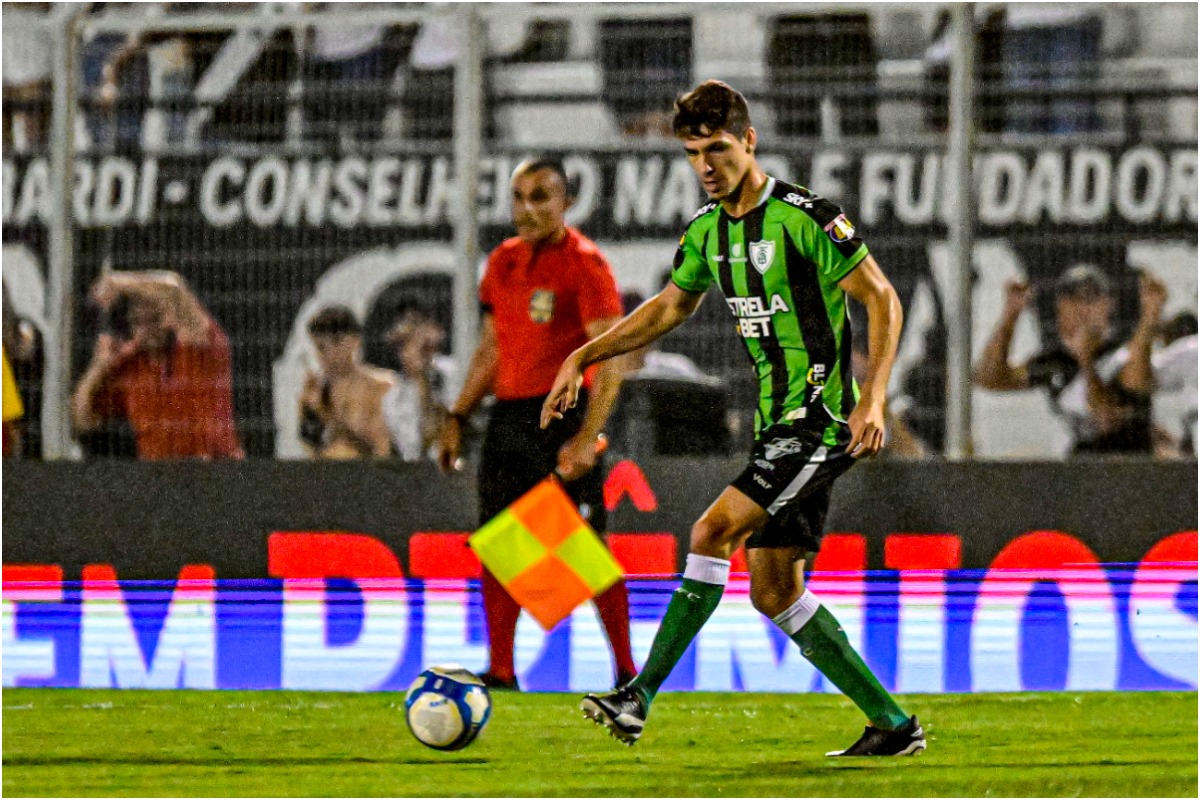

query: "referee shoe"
left=826, top=716, right=926, bottom=757
left=580, top=686, right=647, bottom=745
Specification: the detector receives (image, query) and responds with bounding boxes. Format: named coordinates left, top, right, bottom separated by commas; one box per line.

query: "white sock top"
left=683, top=553, right=731, bottom=586
left=771, top=589, right=822, bottom=636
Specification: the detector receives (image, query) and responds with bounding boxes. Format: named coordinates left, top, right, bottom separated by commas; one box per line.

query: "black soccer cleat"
left=580, top=686, right=647, bottom=745
left=826, top=715, right=927, bottom=757
left=479, top=672, right=521, bottom=691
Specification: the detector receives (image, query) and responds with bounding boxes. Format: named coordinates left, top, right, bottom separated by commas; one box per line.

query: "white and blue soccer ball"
left=404, top=664, right=493, bottom=751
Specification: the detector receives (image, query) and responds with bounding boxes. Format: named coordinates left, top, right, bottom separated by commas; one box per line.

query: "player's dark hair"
left=513, top=156, right=576, bottom=198
left=673, top=80, right=752, bottom=139
left=307, top=305, right=362, bottom=337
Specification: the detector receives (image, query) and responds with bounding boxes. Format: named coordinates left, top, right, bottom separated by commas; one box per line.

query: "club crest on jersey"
left=529, top=289, right=556, bottom=323
left=824, top=214, right=856, bottom=244
left=749, top=240, right=776, bottom=274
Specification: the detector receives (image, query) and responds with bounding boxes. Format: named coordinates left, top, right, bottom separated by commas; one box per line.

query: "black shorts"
left=478, top=393, right=606, bottom=532
left=730, top=422, right=856, bottom=553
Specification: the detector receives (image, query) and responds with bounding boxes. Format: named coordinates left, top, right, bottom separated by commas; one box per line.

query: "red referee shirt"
left=480, top=227, right=622, bottom=401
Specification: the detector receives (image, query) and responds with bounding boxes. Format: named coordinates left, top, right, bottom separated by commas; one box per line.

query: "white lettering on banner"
left=280, top=580, right=407, bottom=691
left=1165, top=150, right=1197, bottom=223
left=1116, top=147, right=1168, bottom=223
left=1067, top=148, right=1112, bottom=223
left=859, top=151, right=895, bottom=226
left=422, top=583, right=487, bottom=674
left=568, top=603, right=617, bottom=691
left=1128, top=565, right=1198, bottom=686
left=894, top=575, right=950, bottom=693
left=894, top=152, right=940, bottom=226
left=1021, top=150, right=1066, bottom=224
left=810, top=151, right=847, bottom=198
left=970, top=564, right=1119, bottom=691
left=245, top=157, right=289, bottom=227
left=563, top=155, right=598, bottom=225
left=396, top=158, right=425, bottom=224
left=978, top=151, right=1026, bottom=226
left=613, top=156, right=662, bottom=225
left=2, top=584, right=61, bottom=686
left=78, top=575, right=216, bottom=689
left=366, top=156, right=401, bottom=225
left=283, top=160, right=332, bottom=226
left=328, top=157, right=367, bottom=227
left=695, top=588, right=821, bottom=691
left=13, top=158, right=49, bottom=225
left=200, top=156, right=244, bottom=227
left=424, top=158, right=452, bottom=224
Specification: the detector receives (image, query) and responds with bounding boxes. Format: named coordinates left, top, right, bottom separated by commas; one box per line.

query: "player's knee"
left=689, top=515, right=744, bottom=555
left=750, top=583, right=801, bottom=618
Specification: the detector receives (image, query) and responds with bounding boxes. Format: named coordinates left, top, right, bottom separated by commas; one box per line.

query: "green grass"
left=3, top=689, right=1196, bottom=797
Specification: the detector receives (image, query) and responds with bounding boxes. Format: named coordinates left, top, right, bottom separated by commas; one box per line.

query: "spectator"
left=972, top=265, right=1163, bottom=456
left=299, top=306, right=395, bottom=460
left=72, top=270, right=244, bottom=460
left=1152, top=313, right=1198, bottom=455
left=302, top=6, right=413, bottom=145
left=767, top=12, right=879, bottom=138
left=438, top=156, right=635, bottom=691
left=381, top=309, right=450, bottom=462
left=598, top=17, right=691, bottom=137
left=2, top=3, right=53, bottom=153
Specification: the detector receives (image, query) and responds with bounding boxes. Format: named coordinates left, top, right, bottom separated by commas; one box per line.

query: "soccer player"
left=541, top=81, right=924, bottom=756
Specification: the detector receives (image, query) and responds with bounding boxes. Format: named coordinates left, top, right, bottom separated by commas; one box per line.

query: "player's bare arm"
left=557, top=315, right=625, bottom=481
left=540, top=283, right=703, bottom=428
left=838, top=255, right=903, bottom=458
left=438, top=313, right=499, bottom=472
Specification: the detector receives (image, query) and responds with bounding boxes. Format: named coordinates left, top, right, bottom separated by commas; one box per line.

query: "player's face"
left=511, top=168, right=570, bottom=245
left=398, top=323, right=443, bottom=376
left=128, top=301, right=170, bottom=351
left=312, top=332, right=361, bottom=373
left=1056, top=293, right=1113, bottom=341
left=681, top=128, right=756, bottom=201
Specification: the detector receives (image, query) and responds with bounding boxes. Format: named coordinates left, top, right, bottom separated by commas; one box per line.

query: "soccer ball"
left=404, top=665, right=492, bottom=751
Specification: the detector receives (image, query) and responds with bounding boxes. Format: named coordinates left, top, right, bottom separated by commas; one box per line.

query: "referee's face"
left=511, top=168, right=570, bottom=246
left=682, top=128, right=756, bottom=202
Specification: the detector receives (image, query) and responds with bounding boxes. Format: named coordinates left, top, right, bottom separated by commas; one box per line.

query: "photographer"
left=72, top=270, right=244, bottom=460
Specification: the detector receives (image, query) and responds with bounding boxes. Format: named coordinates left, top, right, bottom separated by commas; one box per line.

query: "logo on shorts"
left=807, top=363, right=827, bottom=386
left=764, top=437, right=805, bottom=461
left=755, top=458, right=775, bottom=472
left=749, top=240, right=776, bottom=274
left=754, top=474, right=773, bottom=490
left=529, top=289, right=556, bottom=323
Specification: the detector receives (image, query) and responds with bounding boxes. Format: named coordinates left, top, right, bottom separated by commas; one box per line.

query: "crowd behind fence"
left=2, top=2, right=1197, bottom=463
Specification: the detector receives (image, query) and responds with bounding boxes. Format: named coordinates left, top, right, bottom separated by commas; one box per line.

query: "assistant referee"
left=438, top=157, right=636, bottom=691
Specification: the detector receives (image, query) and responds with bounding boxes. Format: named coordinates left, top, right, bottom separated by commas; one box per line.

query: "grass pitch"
left=3, top=689, right=1195, bottom=797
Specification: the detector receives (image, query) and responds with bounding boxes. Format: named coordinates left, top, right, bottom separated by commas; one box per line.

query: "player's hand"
left=1003, top=280, right=1032, bottom=319
left=540, top=352, right=584, bottom=429
left=1138, top=272, right=1167, bottom=325
left=556, top=433, right=598, bottom=482
left=846, top=399, right=886, bottom=458
left=437, top=416, right=463, bottom=474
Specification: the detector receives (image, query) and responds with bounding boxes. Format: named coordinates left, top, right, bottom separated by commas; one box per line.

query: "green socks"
left=774, top=589, right=909, bottom=731
left=629, top=554, right=730, bottom=706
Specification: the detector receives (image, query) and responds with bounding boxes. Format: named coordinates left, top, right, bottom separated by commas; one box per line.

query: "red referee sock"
left=480, top=568, right=521, bottom=681
left=594, top=579, right=637, bottom=681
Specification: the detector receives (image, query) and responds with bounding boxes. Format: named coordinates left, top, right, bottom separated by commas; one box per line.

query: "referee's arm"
left=438, top=314, right=499, bottom=472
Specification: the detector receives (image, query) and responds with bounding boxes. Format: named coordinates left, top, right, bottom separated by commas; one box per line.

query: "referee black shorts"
left=730, top=420, right=856, bottom=553
left=478, top=392, right=606, bottom=532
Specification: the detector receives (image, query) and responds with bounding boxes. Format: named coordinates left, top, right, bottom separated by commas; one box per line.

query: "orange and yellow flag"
left=468, top=477, right=623, bottom=631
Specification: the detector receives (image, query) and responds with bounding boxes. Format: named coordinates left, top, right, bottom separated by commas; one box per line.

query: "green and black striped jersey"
left=671, top=178, right=867, bottom=444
